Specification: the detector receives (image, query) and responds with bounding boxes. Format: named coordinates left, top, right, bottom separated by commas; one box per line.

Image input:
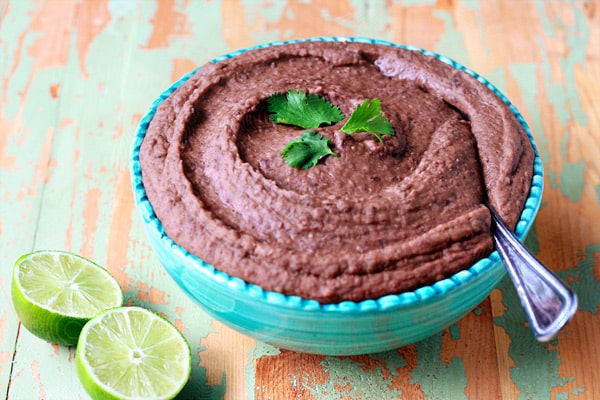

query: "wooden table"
left=1, top=1, right=598, bottom=399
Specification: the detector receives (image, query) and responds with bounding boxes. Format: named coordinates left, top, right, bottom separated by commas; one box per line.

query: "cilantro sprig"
left=281, top=130, right=339, bottom=170
left=267, top=89, right=344, bottom=129
left=266, top=90, right=395, bottom=169
left=341, top=98, right=394, bottom=142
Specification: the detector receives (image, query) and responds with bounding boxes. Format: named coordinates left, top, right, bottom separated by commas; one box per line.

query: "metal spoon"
left=487, top=203, right=578, bottom=342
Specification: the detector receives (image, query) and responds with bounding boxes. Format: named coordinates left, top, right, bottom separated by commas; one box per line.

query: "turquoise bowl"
left=130, top=37, right=544, bottom=356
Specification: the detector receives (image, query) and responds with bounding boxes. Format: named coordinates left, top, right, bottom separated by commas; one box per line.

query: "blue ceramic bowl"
left=130, top=37, right=544, bottom=355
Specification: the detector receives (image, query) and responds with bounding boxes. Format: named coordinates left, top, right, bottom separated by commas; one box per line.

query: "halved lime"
left=76, top=306, right=192, bottom=400
left=11, top=250, right=124, bottom=345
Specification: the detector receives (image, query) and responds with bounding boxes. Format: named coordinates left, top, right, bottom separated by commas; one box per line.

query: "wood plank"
left=0, top=1, right=76, bottom=397
left=0, top=0, right=598, bottom=398
left=254, top=300, right=502, bottom=400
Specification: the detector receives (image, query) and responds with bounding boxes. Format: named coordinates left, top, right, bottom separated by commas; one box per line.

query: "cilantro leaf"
left=267, top=89, right=344, bottom=129
left=281, top=130, right=339, bottom=169
left=341, top=98, right=394, bottom=142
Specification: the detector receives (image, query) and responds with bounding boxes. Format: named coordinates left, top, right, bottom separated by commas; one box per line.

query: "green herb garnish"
left=268, top=91, right=394, bottom=169
left=267, top=89, right=344, bottom=129
left=281, top=130, right=339, bottom=169
left=341, top=98, right=394, bottom=142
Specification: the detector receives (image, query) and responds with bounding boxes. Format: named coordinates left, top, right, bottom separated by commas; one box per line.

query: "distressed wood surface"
left=1, top=0, right=599, bottom=399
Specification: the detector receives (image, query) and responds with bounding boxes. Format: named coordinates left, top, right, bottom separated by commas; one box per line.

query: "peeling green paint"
left=523, top=218, right=541, bottom=255
left=492, top=213, right=577, bottom=400
left=246, top=342, right=280, bottom=400
left=397, top=0, right=437, bottom=6
left=493, top=232, right=597, bottom=400
left=226, top=1, right=284, bottom=45
left=349, top=0, right=394, bottom=39
left=458, top=0, right=491, bottom=57
left=306, top=354, right=404, bottom=398
left=535, top=0, right=557, bottom=40
left=508, top=63, right=550, bottom=170
left=573, top=386, right=585, bottom=395
left=449, top=323, right=461, bottom=340
left=534, top=1, right=590, bottom=200
left=558, top=130, right=587, bottom=202
left=490, top=242, right=600, bottom=400
left=0, top=1, right=39, bottom=121
left=494, top=276, right=574, bottom=400
left=484, top=66, right=507, bottom=94
left=558, top=244, right=600, bottom=315
left=242, top=0, right=287, bottom=27
left=432, top=10, right=469, bottom=65
left=2, top=1, right=597, bottom=399
left=558, top=4, right=589, bottom=128
left=411, top=333, right=468, bottom=400
left=186, top=365, right=227, bottom=400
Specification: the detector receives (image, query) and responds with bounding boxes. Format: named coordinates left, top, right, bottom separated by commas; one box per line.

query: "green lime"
left=11, top=250, right=124, bottom=345
left=76, top=306, right=192, bottom=400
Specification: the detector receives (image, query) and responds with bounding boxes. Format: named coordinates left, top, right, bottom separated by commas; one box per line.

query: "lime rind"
left=12, top=277, right=89, bottom=345
left=11, top=250, right=124, bottom=345
left=76, top=306, right=192, bottom=400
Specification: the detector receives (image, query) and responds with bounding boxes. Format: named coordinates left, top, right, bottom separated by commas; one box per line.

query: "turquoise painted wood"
left=1, top=1, right=598, bottom=399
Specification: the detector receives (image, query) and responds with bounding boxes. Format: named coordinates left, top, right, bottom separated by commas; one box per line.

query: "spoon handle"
left=489, top=210, right=578, bottom=342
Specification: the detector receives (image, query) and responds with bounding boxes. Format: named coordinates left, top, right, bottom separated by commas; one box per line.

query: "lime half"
left=76, top=306, right=192, bottom=400
left=11, top=250, right=124, bottom=345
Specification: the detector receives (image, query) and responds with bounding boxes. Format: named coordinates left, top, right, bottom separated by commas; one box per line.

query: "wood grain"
left=1, top=0, right=598, bottom=399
